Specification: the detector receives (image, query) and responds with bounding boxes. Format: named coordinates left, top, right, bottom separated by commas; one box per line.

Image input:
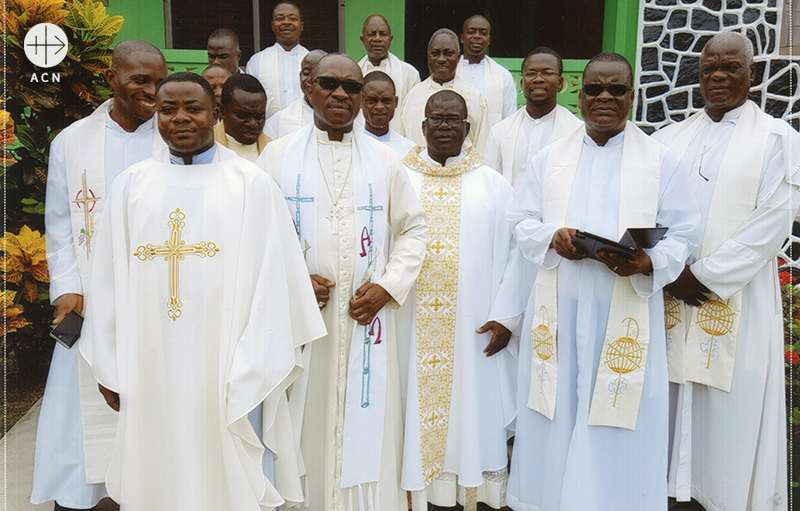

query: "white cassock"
left=33, top=99, right=164, bottom=508
left=364, top=127, right=416, bottom=160
left=263, top=97, right=314, bottom=139
left=398, top=147, right=525, bottom=511
left=507, top=125, right=701, bottom=511
left=653, top=101, right=800, bottom=511
left=398, top=76, right=489, bottom=153
left=79, top=144, right=326, bottom=511
left=246, top=43, right=309, bottom=118
left=456, top=56, right=517, bottom=128
left=484, top=104, right=583, bottom=189
left=257, top=125, right=429, bottom=511
left=358, top=52, right=421, bottom=132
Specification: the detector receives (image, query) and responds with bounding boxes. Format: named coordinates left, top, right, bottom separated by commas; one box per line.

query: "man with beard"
left=214, top=73, right=270, bottom=161
left=399, top=29, right=488, bottom=152
left=456, top=15, right=517, bottom=128
left=485, top=47, right=582, bottom=189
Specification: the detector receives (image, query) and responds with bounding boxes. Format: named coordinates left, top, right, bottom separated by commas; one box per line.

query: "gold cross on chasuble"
left=73, top=169, right=101, bottom=258
left=134, top=208, right=219, bottom=321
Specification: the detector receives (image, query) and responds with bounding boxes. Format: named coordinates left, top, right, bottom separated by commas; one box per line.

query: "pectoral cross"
left=285, top=174, right=314, bottom=240
left=72, top=169, right=101, bottom=258
left=326, top=205, right=345, bottom=235
left=134, top=208, right=219, bottom=321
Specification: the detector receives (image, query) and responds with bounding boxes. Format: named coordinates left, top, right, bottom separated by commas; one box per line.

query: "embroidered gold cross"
left=134, top=209, right=219, bottom=321
left=433, top=187, right=448, bottom=200
left=427, top=354, right=442, bottom=367
left=72, top=169, right=101, bottom=258
left=430, top=240, right=446, bottom=254
left=429, top=297, right=444, bottom=312
left=426, top=411, right=440, bottom=425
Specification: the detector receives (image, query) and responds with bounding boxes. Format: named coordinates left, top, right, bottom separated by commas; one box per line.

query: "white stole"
left=457, top=56, right=505, bottom=127
left=529, top=123, right=660, bottom=430
left=664, top=101, right=770, bottom=391
left=277, top=98, right=312, bottom=138
left=280, top=123, right=389, bottom=493
left=497, top=105, right=582, bottom=185
left=65, top=99, right=164, bottom=482
left=259, top=44, right=308, bottom=117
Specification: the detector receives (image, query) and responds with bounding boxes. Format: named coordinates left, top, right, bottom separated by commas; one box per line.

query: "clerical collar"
left=525, top=105, right=557, bottom=124
left=169, top=144, right=216, bottom=165
left=276, top=42, right=302, bottom=54
left=403, top=145, right=484, bottom=177
left=583, top=129, right=624, bottom=149
left=364, top=128, right=391, bottom=142
left=225, top=132, right=256, bottom=150
left=422, top=148, right=467, bottom=167
left=430, top=77, right=456, bottom=88
left=314, top=126, right=353, bottom=144
left=703, top=102, right=745, bottom=124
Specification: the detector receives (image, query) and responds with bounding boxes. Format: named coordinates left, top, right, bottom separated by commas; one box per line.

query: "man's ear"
left=105, top=68, right=116, bottom=89
left=464, top=121, right=470, bottom=138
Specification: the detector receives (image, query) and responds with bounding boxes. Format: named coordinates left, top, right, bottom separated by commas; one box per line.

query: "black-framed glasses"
left=582, top=84, right=632, bottom=97
left=314, top=76, right=364, bottom=94
left=425, top=116, right=467, bottom=128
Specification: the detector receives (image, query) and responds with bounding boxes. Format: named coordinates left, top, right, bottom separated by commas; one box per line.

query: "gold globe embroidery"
left=696, top=299, right=734, bottom=369
left=531, top=306, right=554, bottom=393
left=605, top=318, right=643, bottom=407
left=664, top=294, right=681, bottom=330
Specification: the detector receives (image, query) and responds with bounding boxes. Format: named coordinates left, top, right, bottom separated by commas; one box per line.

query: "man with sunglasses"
left=485, top=47, right=582, bottom=190
left=399, top=28, right=489, bottom=152
left=653, top=32, right=800, bottom=511
left=399, top=90, right=523, bottom=511
left=257, top=53, right=429, bottom=511
left=507, top=52, right=701, bottom=511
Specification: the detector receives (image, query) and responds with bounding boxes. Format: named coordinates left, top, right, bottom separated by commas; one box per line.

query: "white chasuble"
left=456, top=56, right=509, bottom=128
left=247, top=43, right=309, bottom=118
left=62, top=99, right=165, bottom=484
left=484, top=104, right=583, bottom=189
left=264, top=97, right=313, bottom=139
left=399, top=147, right=519, bottom=511
left=260, top=125, right=429, bottom=511
left=80, top=145, right=325, bottom=511
left=507, top=122, right=701, bottom=511
left=529, top=123, right=659, bottom=430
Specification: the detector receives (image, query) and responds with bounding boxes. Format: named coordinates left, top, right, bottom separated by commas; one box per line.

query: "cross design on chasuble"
left=134, top=208, right=219, bottom=321
left=73, top=169, right=101, bottom=258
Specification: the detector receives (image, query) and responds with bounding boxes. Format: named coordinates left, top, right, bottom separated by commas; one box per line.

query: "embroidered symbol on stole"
left=532, top=306, right=555, bottom=393
left=696, top=299, right=734, bottom=369
left=664, top=294, right=681, bottom=351
left=606, top=318, right=644, bottom=407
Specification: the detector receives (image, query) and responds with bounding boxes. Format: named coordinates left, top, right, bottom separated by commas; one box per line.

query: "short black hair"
left=208, top=28, right=240, bottom=47
left=363, top=71, right=396, bottom=94
left=583, top=52, right=633, bottom=87
left=273, top=0, right=301, bottom=18
left=111, top=39, right=165, bottom=70
left=524, top=47, right=563, bottom=75
left=425, top=90, right=467, bottom=117
left=220, top=73, right=266, bottom=106
left=156, top=72, right=216, bottom=103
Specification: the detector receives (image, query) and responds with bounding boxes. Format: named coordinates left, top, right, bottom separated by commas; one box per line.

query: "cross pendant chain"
left=326, top=205, right=344, bottom=235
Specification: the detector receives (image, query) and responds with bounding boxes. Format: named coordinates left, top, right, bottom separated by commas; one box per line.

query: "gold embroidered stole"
left=403, top=146, right=484, bottom=483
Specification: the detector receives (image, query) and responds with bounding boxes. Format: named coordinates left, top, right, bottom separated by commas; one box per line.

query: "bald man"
left=456, top=14, right=517, bottom=127
left=34, top=39, right=168, bottom=511
left=263, top=49, right=326, bottom=139
left=357, top=14, right=420, bottom=131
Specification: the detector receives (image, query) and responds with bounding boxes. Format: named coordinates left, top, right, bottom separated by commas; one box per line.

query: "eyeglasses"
left=581, top=84, right=632, bottom=97
left=313, top=76, right=364, bottom=94
left=426, top=116, right=467, bottom=128
left=524, top=69, right=559, bottom=79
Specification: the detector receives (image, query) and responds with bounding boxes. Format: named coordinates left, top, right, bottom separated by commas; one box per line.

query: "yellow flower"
left=0, top=111, right=18, bottom=149
left=1, top=291, right=31, bottom=336
left=1, top=225, right=49, bottom=283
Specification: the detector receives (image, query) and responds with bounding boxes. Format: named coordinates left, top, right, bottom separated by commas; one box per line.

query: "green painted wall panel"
left=107, top=0, right=166, bottom=48
left=345, top=0, right=406, bottom=61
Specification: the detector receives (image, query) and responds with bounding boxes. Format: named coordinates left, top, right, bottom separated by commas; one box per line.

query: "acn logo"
left=24, top=23, right=68, bottom=68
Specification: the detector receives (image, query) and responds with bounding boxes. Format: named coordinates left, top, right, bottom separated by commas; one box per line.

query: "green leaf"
left=20, top=198, right=40, bottom=205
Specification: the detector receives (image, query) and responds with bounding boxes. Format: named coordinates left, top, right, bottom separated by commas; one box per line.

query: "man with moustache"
left=399, top=29, right=489, bottom=152
left=456, top=14, right=517, bottom=128
left=361, top=71, right=415, bottom=158
left=207, top=28, right=243, bottom=75
left=654, top=31, right=800, bottom=511
left=485, top=47, right=582, bottom=189
left=214, top=73, right=271, bottom=161
left=257, top=53, right=429, bottom=511
left=80, top=72, right=325, bottom=511
left=400, top=90, right=522, bottom=511
left=264, top=49, right=326, bottom=139
left=507, top=53, right=701, bottom=511
left=33, top=39, right=168, bottom=511
left=246, top=0, right=308, bottom=118
left=357, top=14, right=421, bottom=130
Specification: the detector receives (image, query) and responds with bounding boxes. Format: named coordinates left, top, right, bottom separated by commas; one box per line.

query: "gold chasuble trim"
left=403, top=146, right=484, bottom=484
left=134, top=208, right=220, bottom=321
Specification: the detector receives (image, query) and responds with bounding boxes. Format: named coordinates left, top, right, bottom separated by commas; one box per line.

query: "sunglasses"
left=314, top=76, right=363, bottom=94
left=581, top=84, right=632, bottom=97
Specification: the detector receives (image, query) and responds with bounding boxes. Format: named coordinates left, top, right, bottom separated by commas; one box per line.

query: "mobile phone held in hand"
left=49, top=310, right=84, bottom=349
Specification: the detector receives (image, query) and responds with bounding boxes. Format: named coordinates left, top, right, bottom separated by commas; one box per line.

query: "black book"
left=572, top=227, right=668, bottom=260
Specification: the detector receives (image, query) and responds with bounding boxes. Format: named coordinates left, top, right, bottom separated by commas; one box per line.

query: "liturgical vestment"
left=654, top=100, right=800, bottom=511
left=507, top=124, right=701, bottom=511
left=257, top=125, right=429, bottom=511
left=80, top=145, right=326, bottom=511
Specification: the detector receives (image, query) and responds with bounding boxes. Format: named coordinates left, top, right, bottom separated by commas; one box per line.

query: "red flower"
left=779, top=270, right=796, bottom=286
left=786, top=349, right=799, bottom=365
